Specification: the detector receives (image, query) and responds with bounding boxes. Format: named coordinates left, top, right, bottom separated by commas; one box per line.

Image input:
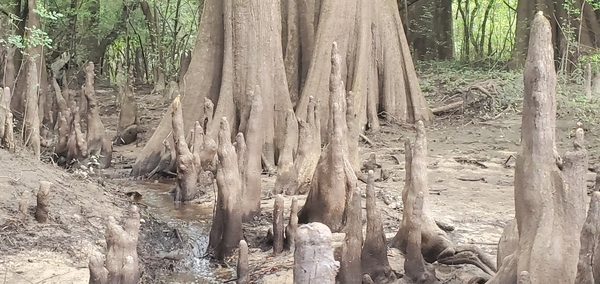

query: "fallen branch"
left=431, top=100, right=464, bottom=115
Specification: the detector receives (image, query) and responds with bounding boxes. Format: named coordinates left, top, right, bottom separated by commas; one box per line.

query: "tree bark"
left=297, top=42, right=358, bottom=233
left=34, top=181, right=52, bottom=223
left=576, top=191, right=600, bottom=283
left=237, top=240, right=249, bottom=284
left=403, top=192, right=439, bottom=284
left=390, top=124, right=454, bottom=263
left=83, top=62, right=112, bottom=168
left=488, top=12, right=589, bottom=283
left=285, top=196, right=299, bottom=251
left=273, top=195, right=285, bottom=255
left=362, top=170, right=396, bottom=282
left=293, top=222, right=340, bottom=284
left=131, top=0, right=431, bottom=178
left=23, top=57, right=40, bottom=160
left=208, top=117, right=243, bottom=261
left=338, top=186, right=362, bottom=284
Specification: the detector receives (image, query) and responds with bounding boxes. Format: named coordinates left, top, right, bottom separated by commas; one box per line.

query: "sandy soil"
left=1, top=82, right=598, bottom=284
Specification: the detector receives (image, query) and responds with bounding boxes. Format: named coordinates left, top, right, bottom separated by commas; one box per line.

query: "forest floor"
left=1, top=64, right=600, bottom=284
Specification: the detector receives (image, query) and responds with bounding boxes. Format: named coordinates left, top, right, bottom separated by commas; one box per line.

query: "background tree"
left=401, top=0, right=454, bottom=60
left=131, top=0, right=432, bottom=180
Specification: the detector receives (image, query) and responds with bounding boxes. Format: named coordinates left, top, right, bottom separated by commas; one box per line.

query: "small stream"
left=134, top=180, right=233, bottom=283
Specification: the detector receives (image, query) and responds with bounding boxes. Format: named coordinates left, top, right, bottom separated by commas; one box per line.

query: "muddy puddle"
left=133, top=180, right=233, bottom=283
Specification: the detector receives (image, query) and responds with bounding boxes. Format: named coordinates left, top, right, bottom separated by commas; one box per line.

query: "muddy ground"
left=1, top=71, right=599, bottom=283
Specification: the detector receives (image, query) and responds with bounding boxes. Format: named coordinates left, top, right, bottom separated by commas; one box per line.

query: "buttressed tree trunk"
left=297, top=42, right=358, bottom=233
left=131, top=0, right=431, bottom=179
left=488, top=12, right=589, bottom=284
left=390, top=123, right=454, bottom=263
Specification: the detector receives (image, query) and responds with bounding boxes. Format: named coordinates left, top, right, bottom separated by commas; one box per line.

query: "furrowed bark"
left=209, top=117, right=243, bottom=260
left=297, top=42, right=358, bottom=233
left=293, top=222, right=339, bottom=284
left=362, top=170, right=396, bottom=282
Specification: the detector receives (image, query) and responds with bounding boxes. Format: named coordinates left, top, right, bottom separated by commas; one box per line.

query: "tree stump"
left=34, top=181, right=52, bottom=223
left=293, top=222, right=339, bottom=284
left=89, top=205, right=141, bottom=284
left=487, top=12, right=589, bottom=284
left=391, top=124, right=454, bottom=262
left=576, top=191, right=600, bottom=283
left=237, top=240, right=249, bottom=284
left=273, top=195, right=285, bottom=255
left=208, top=117, right=243, bottom=260
left=362, top=170, right=396, bottom=282
left=297, top=42, right=358, bottom=233
left=338, top=186, right=362, bottom=284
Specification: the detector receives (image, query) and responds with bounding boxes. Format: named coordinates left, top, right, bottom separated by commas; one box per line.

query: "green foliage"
left=453, top=0, right=517, bottom=63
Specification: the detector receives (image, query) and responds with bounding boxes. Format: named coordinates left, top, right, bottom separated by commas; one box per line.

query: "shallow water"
left=135, top=180, right=232, bottom=283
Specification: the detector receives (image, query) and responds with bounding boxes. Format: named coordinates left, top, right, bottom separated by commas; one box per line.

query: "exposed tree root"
left=391, top=123, right=454, bottom=262
left=402, top=192, right=438, bottom=284
left=338, top=187, right=362, bottom=284
left=488, top=12, right=589, bottom=284
left=115, top=66, right=138, bottom=146
left=208, top=117, right=243, bottom=261
left=362, top=170, right=396, bottom=283
left=89, top=205, right=141, bottom=284
left=297, top=42, right=358, bottom=233
left=576, top=191, right=600, bottom=283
